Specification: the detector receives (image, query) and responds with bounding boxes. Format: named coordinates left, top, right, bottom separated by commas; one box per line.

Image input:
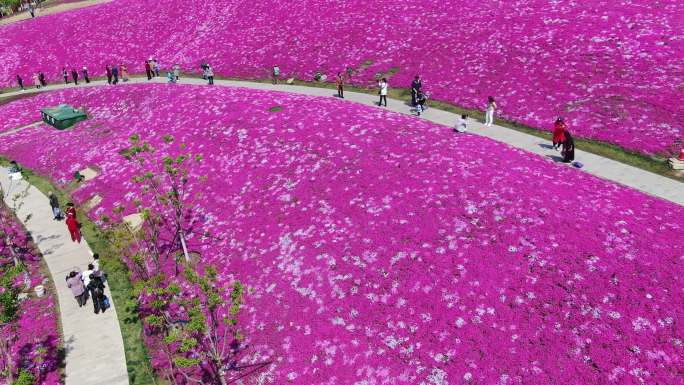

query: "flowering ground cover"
left=0, top=84, right=682, bottom=384
left=0, top=0, right=682, bottom=155
left=0, top=209, right=62, bottom=385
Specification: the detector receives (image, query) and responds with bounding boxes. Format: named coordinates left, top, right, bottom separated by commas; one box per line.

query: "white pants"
left=485, top=109, right=494, bottom=126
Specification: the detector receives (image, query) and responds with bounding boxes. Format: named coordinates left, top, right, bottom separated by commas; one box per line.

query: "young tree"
left=111, top=134, right=268, bottom=383
left=120, top=134, right=205, bottom=275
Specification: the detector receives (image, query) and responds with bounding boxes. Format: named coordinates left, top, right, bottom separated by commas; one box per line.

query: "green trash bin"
left=40, top=104, right=87, bottom=130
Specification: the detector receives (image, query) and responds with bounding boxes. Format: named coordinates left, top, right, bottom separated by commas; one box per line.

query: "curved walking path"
left=0, top=76, right=682, bottom=207
left=0, top=0, right=112, bottom=26
left=0, top=173, right=128, bottom=385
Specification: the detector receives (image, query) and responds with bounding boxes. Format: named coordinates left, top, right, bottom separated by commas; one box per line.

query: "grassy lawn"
left=0, top=157, right=159, bottom=385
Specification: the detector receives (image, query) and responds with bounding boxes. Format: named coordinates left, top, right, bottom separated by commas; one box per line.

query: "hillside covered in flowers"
left=0, top=84, right=681, bottom=384
left=0, top=0, right=682, bottom=154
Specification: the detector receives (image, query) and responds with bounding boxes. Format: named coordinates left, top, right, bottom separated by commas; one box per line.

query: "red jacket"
left=553, top=121, right=566, bottom=143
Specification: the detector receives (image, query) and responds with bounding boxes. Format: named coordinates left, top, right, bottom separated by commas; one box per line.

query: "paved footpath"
left=0, top=172, right=128, bottom=385
left=1, top=77, right=682, bottom=208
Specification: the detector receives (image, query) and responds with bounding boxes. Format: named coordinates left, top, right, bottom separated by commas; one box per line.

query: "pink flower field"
left=0, top=210, right=62, bottom=385
left=0, top=84, right=682, bottom=384
left=0, top=0, right=682, bottom=155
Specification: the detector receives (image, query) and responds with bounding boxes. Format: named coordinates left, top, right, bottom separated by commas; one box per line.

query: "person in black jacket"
left=39, top=72, right=46, bottom=87
left=87, top=274, right=107, bottom=314
left=71, top=68, right=79, bottom=85
left=48, top=191, right=62, bottom=220
left=562, top=131, right=575, bottom=163
left=411, top=75, right=422, bottom=106
left=16, top=75, right=24, bottom=90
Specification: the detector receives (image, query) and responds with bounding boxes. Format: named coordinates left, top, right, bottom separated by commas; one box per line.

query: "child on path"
left=485, top=96, right=497, bottom=127
left=48, top=191, right=62, bottom=220
left=378, top=78, right=388, bottom=107
left=455, top=114, right=468, bottom=133
left=16, top=75, right=24, bottom=90
left=66, top=271, right=86, bottom=307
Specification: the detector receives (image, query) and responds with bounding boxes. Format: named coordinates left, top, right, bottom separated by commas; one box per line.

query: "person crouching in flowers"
left=552, top=117, right=567, bottom=150
left=65, top=203, right=81, bottom=243
left=167, top=71, right=176, bottom=83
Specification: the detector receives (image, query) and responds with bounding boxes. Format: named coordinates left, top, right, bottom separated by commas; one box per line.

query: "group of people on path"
left=47, top=191, right=83, bottom=243
left=66, top=254, right=108, bottom=314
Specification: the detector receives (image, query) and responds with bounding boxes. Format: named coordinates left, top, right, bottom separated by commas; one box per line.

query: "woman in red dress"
left=65, top=203, right=81, bottom=243
left=552, top=117, right=567, bottom=150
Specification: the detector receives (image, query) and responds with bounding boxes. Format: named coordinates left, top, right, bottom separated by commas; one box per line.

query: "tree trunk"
left=179, top=230, right=190, bottom=262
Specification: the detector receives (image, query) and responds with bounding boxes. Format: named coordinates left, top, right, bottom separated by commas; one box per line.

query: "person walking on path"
left=336, top=72, right=345, bottom=98
left=48, top=191, right=62, bottom=220
left=485, top=96, right=497, bottom=127
left=145, top=60, right=153, bottom=80
left=82, top=67, right=90, bottom=83
left=121, top=64, right=129, bottom=82
left=86, top=274, right=107, bottom=314
left=378, top=78, right=388, bottom=107
left=28, top=2, right=35, bottom=18
left=65, top=203, right=81, bottom=243
left=105, top=65, right=112, bottom=84
left=552, top=117, right=567, bottom=150
left=39, top=72, right=46, bottom=87
left=71, top=68, right=79, bottom=85
left=562, top=131, right=575, bottom=163
left=272, top=65, right=280, bottom=84
left=411, top=75, right=422, bottom=106
left=16, top=75, right=24, bottom=90
left=173, top=64, right=180, bottom=81
left=153, top=59, right=161, bottom=77
left=32, top=73, right=41, bottom=89
left=111, top=65, right=119, bottom=84
left=82, top=263, right=96, bottom=287
left=62, top=67, right=69, bottom=84
left=205, top=65, right=214, bottom=85
left=66, top=271, right=87, bottom=307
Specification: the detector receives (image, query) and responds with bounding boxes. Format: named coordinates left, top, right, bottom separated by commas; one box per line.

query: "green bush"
left=12, top=370, right=35, bottom=385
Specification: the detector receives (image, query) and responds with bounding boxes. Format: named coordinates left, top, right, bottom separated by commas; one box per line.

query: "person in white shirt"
left=81, top=263, right=95, bottom=287
left=485, top=96, right=497, bottom=127
left=92, top=254, right=100, bottom=271
left=455, top=114, right=468, bottom=133
left=378, top=78, right=388, bottom=107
